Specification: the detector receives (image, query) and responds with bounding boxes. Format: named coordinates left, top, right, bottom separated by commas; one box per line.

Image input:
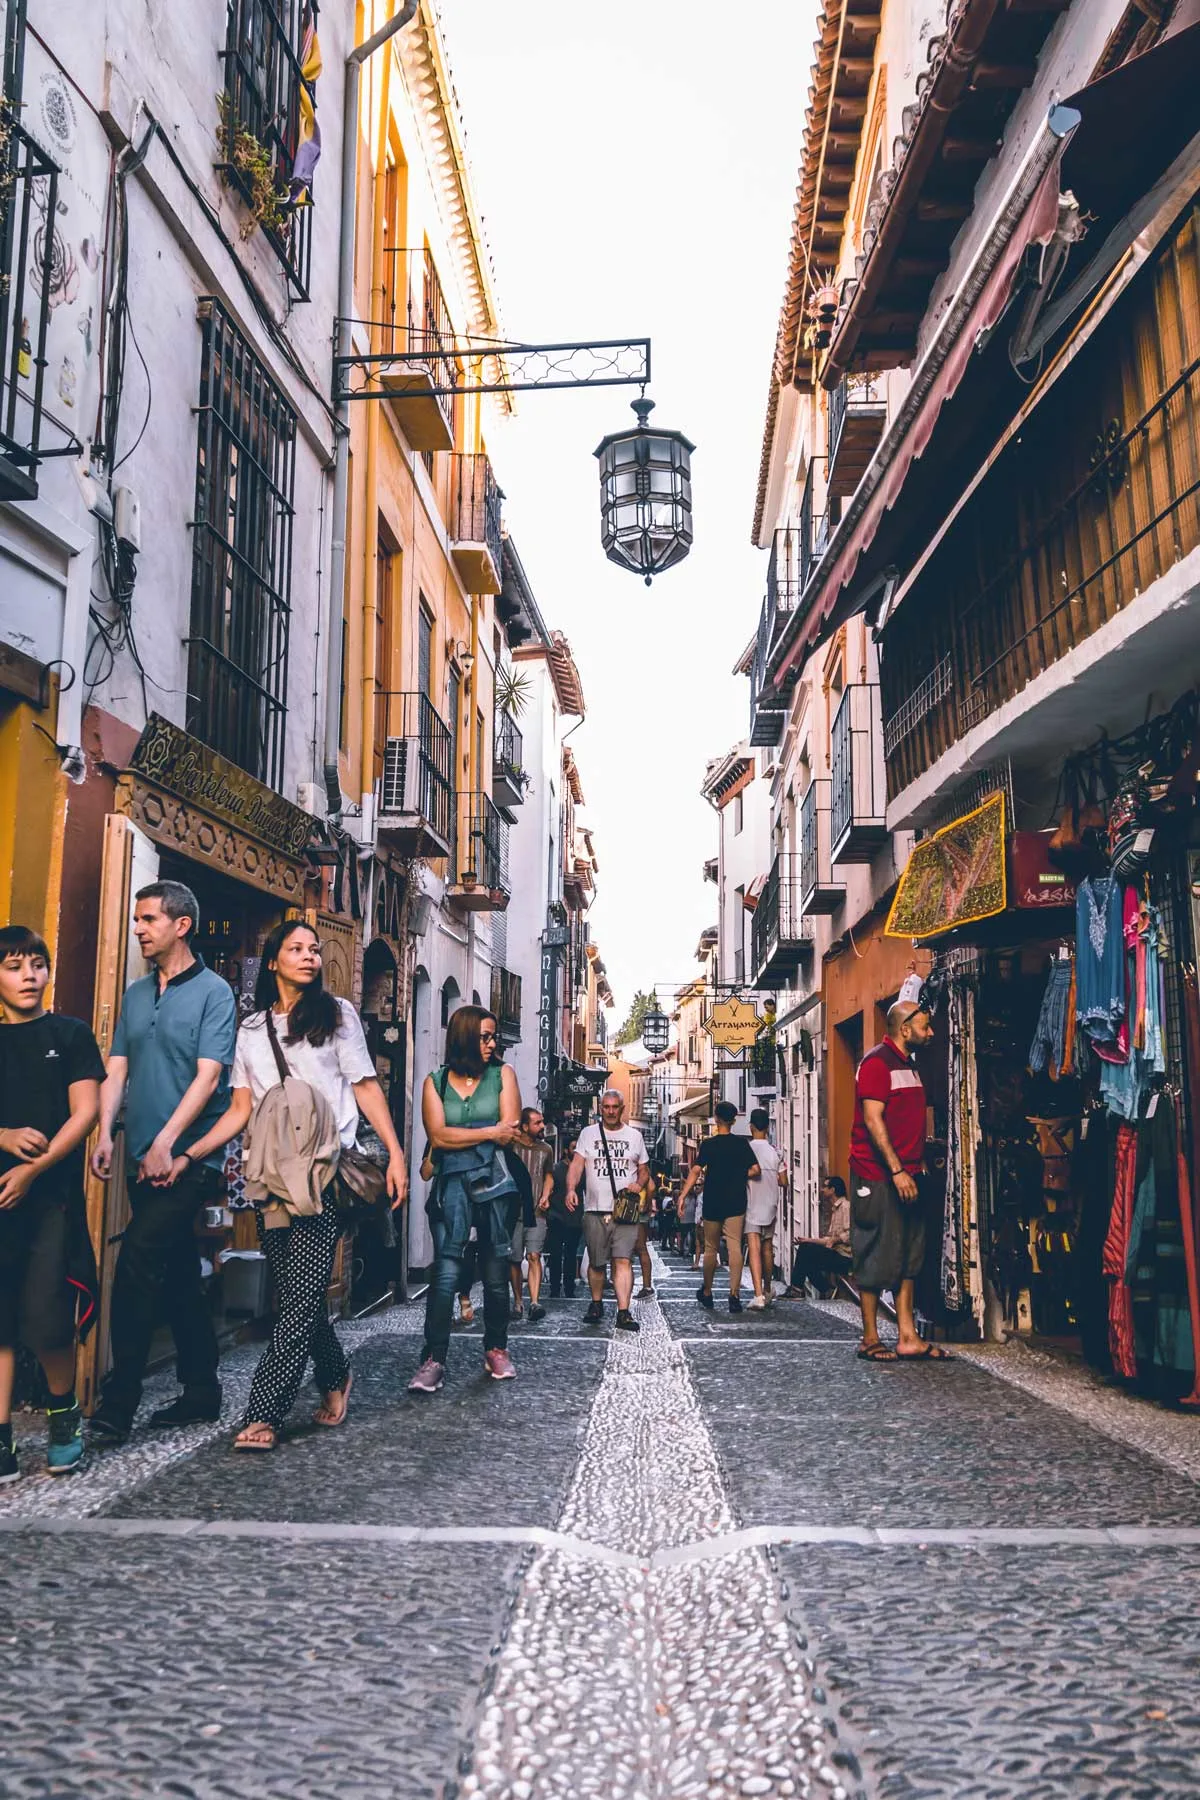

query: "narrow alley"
left=4, top=1241, right=1200, bottom=1800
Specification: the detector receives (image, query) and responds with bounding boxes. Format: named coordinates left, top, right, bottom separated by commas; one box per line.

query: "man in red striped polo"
left=849, top=998, right=949, bottom=1363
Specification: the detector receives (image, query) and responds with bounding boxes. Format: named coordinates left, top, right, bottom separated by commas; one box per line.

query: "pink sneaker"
left=407, top=1358, right=445, bottom=1394
left=484, top=1348, right=516, bottom=1381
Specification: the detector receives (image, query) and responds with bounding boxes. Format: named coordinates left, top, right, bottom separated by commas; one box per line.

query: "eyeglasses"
left=480, top=1030, right=498, bottom=1043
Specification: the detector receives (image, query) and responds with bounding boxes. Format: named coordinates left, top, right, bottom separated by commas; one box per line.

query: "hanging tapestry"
left=886, top=792, right=1007, bottom=939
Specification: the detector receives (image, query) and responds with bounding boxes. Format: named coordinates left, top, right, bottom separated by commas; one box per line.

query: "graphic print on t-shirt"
left=575, top=1123, right=648, bottom=1212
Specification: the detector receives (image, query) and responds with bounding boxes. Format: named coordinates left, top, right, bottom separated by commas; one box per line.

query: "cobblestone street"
left=4, top=1244, right=1200, bottom=1799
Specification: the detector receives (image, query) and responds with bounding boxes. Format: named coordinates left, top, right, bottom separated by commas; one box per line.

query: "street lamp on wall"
left=595, top=398, right=695, bottom=585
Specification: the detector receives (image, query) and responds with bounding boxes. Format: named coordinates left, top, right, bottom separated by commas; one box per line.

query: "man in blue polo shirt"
left=90, top=881, right=237, bottom=1443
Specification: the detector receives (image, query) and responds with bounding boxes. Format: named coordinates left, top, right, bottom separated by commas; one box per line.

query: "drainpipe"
left=358, top=34, right=396, bottom=812
left=324, top=1, right=419, bottom=818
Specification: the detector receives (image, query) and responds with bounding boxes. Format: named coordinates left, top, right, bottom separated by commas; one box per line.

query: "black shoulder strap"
left=597, top=1121, right=620, bottom=1201
left=438, top=1066, right=451, bottom=1102
left=263, top=1009, right=291, bottom=1087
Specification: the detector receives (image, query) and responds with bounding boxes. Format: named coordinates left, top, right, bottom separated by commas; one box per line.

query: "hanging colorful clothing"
left=1099, top=903, right=1166, bottom=1121
left=942, top=982, right=983, bottom=1328
left=1075, top=875, right=1127, bottom=1053
left=1028, top=957, right=1072, bottom=1079
left=1102, top=1122, right=1139, bottom=1379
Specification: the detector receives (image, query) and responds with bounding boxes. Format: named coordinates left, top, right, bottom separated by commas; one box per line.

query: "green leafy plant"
left=615, top=989, right=661, bottom=1049
left=496, top=664, right=532, bottom=719
left=218, top=94, right=288, bottom=242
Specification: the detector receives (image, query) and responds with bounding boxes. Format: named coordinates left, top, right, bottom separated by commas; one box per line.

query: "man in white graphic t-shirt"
left=746, top=1107, right=786, bottom=1310
left=567, top=1089, right=649, bottom=1334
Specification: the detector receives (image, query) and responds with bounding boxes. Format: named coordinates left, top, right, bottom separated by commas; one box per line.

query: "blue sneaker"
left=46, top=1402, right=84, bottom=1476
left=0, top=1440, right=20, bottom=1485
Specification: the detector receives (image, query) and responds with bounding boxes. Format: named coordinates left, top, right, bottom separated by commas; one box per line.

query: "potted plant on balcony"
left=460, top=868, right=478, bottom=892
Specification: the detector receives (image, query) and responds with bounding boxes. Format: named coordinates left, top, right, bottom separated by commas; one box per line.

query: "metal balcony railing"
left=453, top=790, right=509, bottom=899
left=798, top=459, right=830, bottom=591
left=376, top=692, right=454, bottom=849
left=751, top=853, right=812, bottom=985
left=449, top=453, right=503, bottom=571
left=490, top=965, right=522, bottom=1044
left=748, top=1038, right=778, bottom=1090
left=495, top=710, right=524, bottom=783
left=800, top=780, right=843, bottom=913
left=0, top=111, right=61, bottom=500
left=829, top=371, right=883, bottom=471
left=830, top=684, right=887, bottom=863
left=219, top=0, right=314, bottom=300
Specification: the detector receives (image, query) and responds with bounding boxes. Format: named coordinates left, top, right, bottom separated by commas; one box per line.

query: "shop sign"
left=538, top=940, right=559, bottom=1103
left=129, top=715, right=313, bottom=859
left=561, top=1066, right=608, bottom=1100
left=701, top=995, right=763, bottom=1052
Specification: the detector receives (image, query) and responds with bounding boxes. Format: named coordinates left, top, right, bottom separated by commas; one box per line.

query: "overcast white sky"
left=442, top=0, right=816, bottom=1022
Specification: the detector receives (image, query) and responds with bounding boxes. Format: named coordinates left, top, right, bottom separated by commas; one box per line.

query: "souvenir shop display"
left=914, top=691, right=1200, bottom=1408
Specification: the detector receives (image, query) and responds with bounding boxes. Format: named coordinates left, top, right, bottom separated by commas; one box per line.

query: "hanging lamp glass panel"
left=642, top=1009, right=670, bottom=1054
left=595, top=398, right=695, bottom=585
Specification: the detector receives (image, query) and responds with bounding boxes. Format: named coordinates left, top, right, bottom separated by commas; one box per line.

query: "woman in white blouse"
left=171, top=920, right=406, bottom=1451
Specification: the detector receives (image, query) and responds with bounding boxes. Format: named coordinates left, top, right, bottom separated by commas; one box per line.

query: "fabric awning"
left=743, top=874, right=766, bottom=912
left=772, top=154, right=1067, bottom=686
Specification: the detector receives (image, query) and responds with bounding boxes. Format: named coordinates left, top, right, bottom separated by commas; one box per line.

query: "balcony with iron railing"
left=748, top=1037, right=778, bottom=1091
left=376, top=692, right=454, bottom=857
left=798, top=457, right=830, bottom=591
left=218, top=0, right=314, bottom=301
left=827, top=373, right=886, bottom=501
left=830, top=684, right=888, bottom=865
left=449, top=453, right=503, bottom=595
left=751, top=854, right=814, bottom=989
left=493, top=710, right=525, bottom=817
left=490, top=965, right=522, bottom=1045
left=879, top=197, right=1200, bottom=804
left=0, top=3, right=62, bottom=505
left=800, top=781, right=844, bottom=915
left=449, top=789, right=510, bottom=911
left=376, top=247, right=459, bottom=452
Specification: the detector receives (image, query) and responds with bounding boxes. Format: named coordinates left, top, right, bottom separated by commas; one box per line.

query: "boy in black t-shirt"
left=0, top=926, right=104, bottom=1481
left=676, top=1101, right=760, bottom=1314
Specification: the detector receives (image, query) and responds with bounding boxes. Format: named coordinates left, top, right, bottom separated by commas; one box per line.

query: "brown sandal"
left=232, top=1422, right=277, bottom=1453
left=312, top=1372, right=353, bottom=1428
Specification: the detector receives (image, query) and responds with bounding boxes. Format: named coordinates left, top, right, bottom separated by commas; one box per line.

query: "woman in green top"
left=409, top=1005, right=520, bottom=1393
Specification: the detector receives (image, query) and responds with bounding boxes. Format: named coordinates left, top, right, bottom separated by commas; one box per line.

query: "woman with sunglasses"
left=172, top=920, right=406, bottom=1449
left=409, top=1004, right=520, bottom=1393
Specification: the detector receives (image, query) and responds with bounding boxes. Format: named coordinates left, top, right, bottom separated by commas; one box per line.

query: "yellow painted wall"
left=0, top=693, right=66, bottom=962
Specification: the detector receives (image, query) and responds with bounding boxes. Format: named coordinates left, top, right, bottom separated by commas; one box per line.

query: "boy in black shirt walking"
left=677, top=1101, right=760, bottom=1314
left=0, top=927, right=104, bottom=1480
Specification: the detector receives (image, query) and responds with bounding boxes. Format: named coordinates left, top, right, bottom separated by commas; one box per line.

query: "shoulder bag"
left=265, top=1011, right=387, bottom=1226
left=598, top=1121, right=642, bottom=1225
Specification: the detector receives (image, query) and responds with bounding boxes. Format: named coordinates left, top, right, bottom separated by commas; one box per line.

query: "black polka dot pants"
left=243, top=1202, right=350, bottom=1431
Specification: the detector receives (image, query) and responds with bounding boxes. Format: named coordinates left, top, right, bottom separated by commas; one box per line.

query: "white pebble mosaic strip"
left=461, top=1259, right=859, bottom=1800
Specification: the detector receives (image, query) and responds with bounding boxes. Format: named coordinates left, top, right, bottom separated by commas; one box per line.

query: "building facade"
left=745, top=0, right=1200, bottom=1372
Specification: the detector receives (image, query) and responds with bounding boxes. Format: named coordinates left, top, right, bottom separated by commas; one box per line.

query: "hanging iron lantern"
left=642, top=1008, right=670, bottom=1055
left=595, top=397, right=695, bottom=586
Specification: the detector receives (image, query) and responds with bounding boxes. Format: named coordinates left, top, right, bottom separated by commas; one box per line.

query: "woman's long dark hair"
left=254, top=920, right=340, bottom=1047
left=444, top=1004, right=502, bottom=1077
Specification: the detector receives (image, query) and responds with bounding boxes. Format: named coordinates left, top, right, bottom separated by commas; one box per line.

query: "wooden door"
left=76, top=814, right=159, bottom=1412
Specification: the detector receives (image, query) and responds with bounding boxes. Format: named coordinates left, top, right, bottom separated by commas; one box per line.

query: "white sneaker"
left=747, top=1294, right=768, bottom=1311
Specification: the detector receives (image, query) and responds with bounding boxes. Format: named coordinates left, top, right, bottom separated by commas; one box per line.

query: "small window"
left=440, top=977, right=460, bottom=1029
left=418, top=598, right=434, bottom=698
left=730, top=790, right=744, bottom=835
left=219, top=0, right=315, bottom=299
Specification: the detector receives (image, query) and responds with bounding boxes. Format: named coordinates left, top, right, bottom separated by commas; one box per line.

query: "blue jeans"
left=423, top=1199, right=510, bottom=1364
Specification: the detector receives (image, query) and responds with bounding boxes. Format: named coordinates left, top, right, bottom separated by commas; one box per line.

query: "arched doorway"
left=440, top=976, right=460, bottom=1028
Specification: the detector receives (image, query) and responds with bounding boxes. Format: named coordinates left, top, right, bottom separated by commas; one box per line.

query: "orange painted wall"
left=822, top=914, right=931, bottom=1185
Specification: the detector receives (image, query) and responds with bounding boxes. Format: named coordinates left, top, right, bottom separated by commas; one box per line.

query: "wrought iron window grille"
left=187, top=297, right=296, bottom=791
left=218, top=0, right=315, bottom=301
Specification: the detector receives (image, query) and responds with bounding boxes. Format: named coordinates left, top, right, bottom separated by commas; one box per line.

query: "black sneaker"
left=89, top=1409, right=131, bottom=1448
left=615, top=1309, right=641, bottom=1333
left=149, top=1391, right=222, bottom=1428
left=0, top=1441, right=19, bottom=1485
left=584, top=1299, right=604, bottom=1325
left=697, top=1285, right=714, bottom=1311
left=527, top=1302, right=546, bottom=1322
left=729, top=1294, right=744, bottom=1315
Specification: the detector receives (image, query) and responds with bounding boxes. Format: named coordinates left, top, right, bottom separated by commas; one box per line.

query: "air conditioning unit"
left=380, top=738, right=422, bottom=816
